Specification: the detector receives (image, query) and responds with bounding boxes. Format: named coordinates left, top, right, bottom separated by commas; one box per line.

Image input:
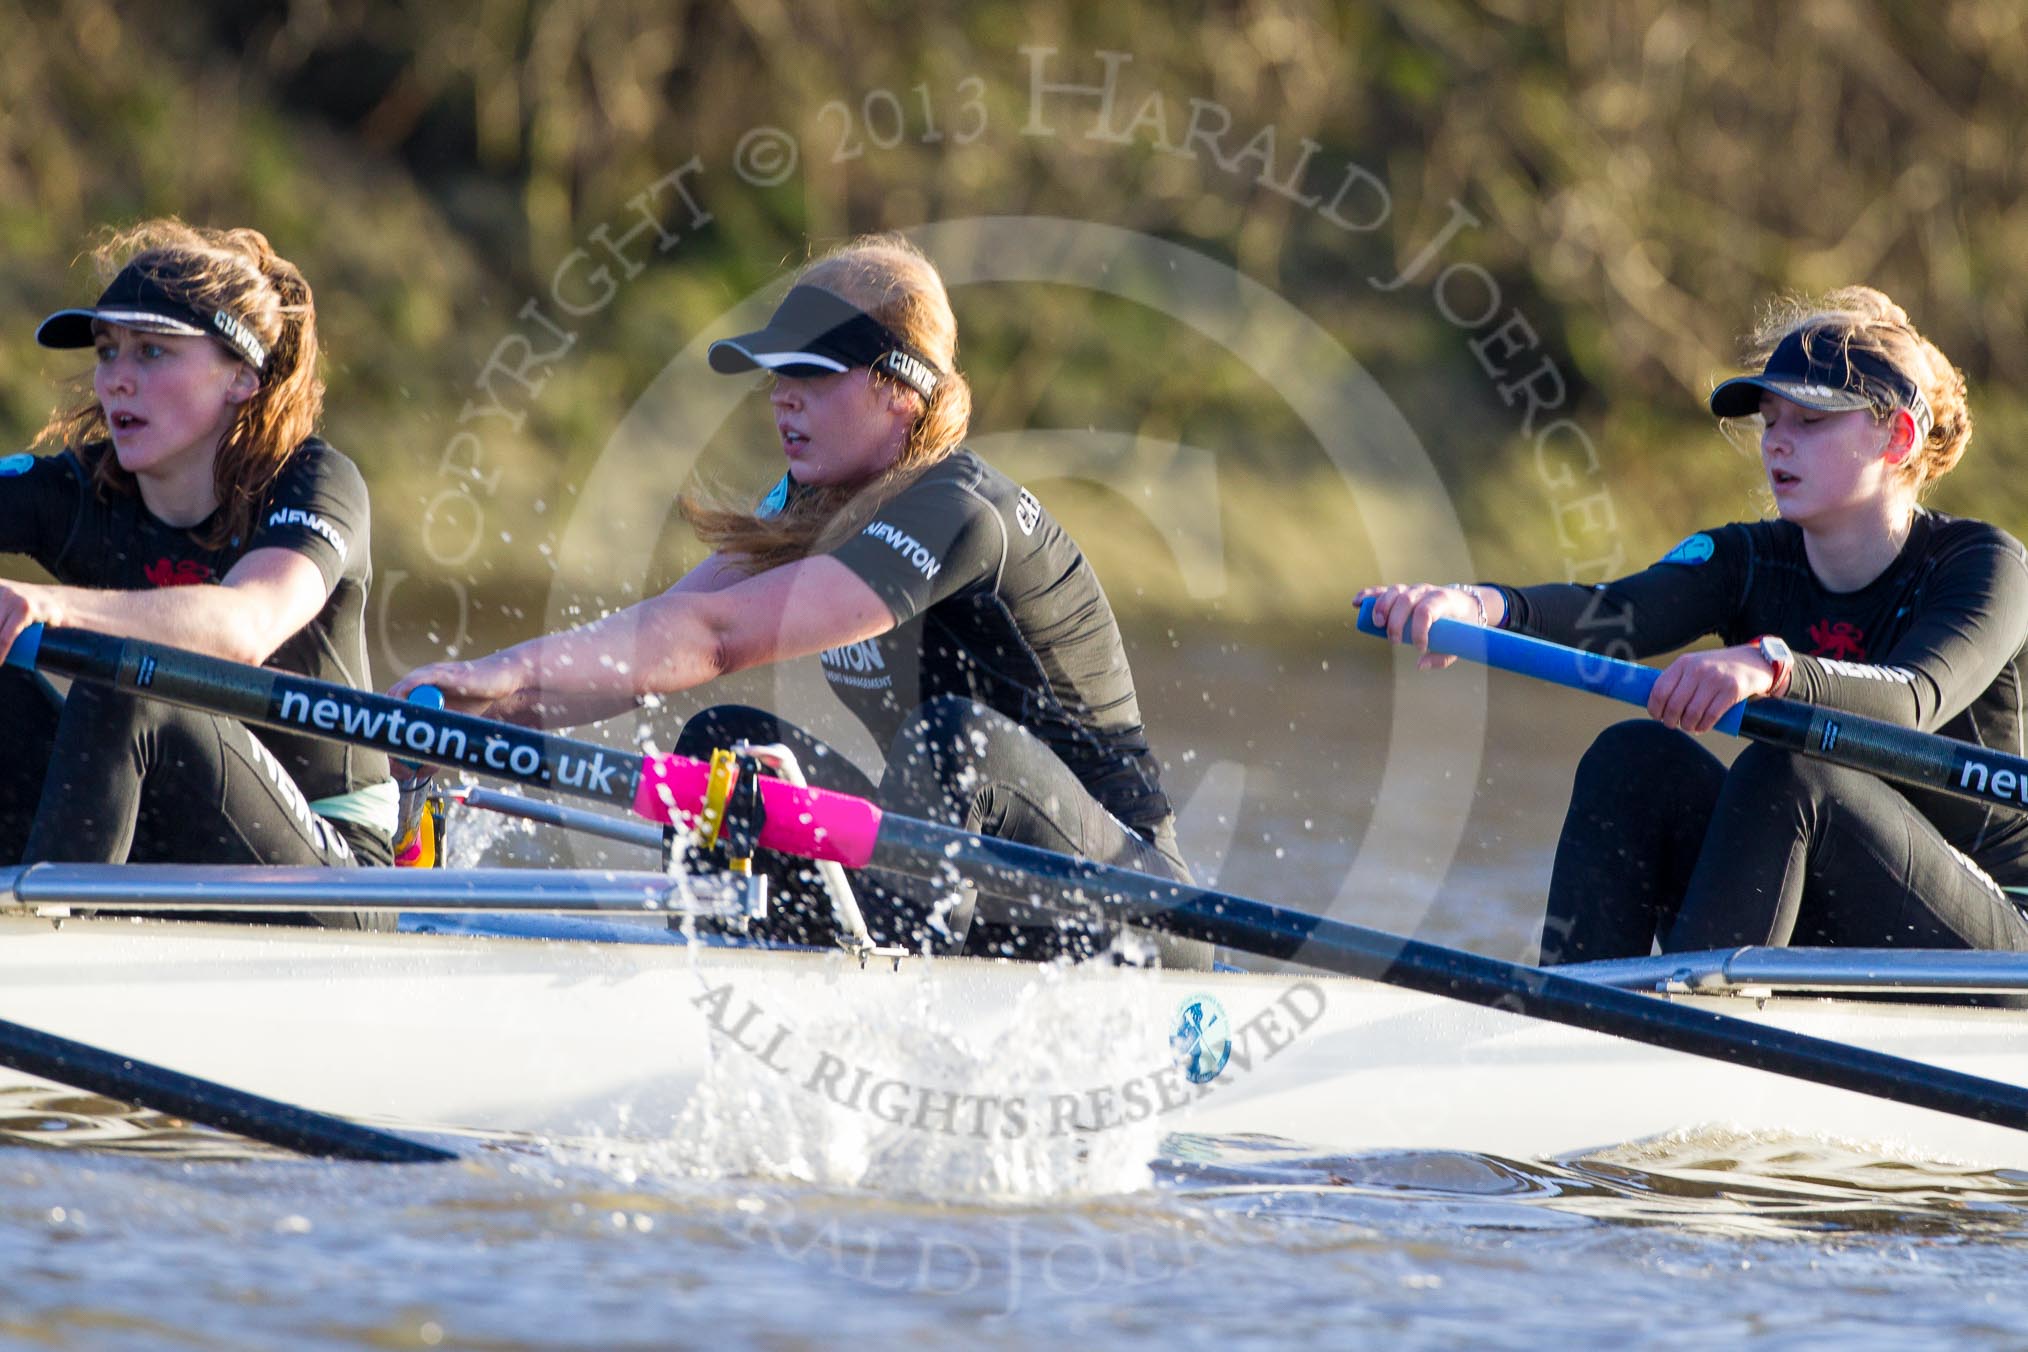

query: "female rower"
left=394, top=235, right=1195, bottom=961
left=1361, top=286, right=2028, bottom=962
left=0, top=221, right=392, bottom=925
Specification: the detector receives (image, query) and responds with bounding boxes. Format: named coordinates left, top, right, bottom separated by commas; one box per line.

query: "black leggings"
left=1540, top=719, right=2028, bottom=963
left=0, top=670, right=391, bottom=929
left=674, top=697, right=1201, bottom=962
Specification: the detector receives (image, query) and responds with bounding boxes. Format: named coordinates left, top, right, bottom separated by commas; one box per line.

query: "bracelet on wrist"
left=1449, top=584, right=1488, bottom=625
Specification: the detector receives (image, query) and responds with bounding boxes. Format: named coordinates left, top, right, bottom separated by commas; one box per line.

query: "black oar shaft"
left=24, top=624, right=2028, bottom=1142
left=873, top=818, right=2028, bottom=1135
left=1355, top=601, right=2028, bottom=820
left=27, top=628, right=641, bottom=812
left=0, top=1019, right=455, bottom=1162
left=1737, top=699, right=2028, bottom=813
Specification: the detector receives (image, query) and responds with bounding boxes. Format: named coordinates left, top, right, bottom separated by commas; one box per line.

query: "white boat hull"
left=3, top=915, right=2026, bottom=1176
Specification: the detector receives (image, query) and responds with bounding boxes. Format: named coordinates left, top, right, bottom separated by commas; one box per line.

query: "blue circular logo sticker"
left=1172, top=995, right=1232, bottom=1085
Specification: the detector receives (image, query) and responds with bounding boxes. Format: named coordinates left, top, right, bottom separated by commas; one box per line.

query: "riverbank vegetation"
left=5, top=1, right=2022, bottom=639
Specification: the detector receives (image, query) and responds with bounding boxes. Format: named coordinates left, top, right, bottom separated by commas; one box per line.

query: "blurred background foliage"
left=3, top=0, right=2025, bottom=658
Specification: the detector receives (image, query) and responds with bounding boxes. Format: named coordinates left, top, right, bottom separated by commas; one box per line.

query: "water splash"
left=658, top=960, right=1177, bottom=1200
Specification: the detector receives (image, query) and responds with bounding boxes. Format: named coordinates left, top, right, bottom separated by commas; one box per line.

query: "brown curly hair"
left=35, top=219, right=324, bottom=548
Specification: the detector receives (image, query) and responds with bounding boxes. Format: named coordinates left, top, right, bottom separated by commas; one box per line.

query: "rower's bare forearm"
left=456, top=565, right=880, bottom=728
left=490, top=684, right=647, bottom=730
left=488, top=594, right=734, bottom=711
left=37, top=584, right=284, bottom=664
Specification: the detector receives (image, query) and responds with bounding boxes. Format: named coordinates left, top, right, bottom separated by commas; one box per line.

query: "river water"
left=3, top=631, right=2027, bottom=1349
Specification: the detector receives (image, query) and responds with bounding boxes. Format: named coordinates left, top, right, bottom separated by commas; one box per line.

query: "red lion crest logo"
left=143, top=558, right=215, bottom=588
left=1807, top=618, right=1866, bottom=661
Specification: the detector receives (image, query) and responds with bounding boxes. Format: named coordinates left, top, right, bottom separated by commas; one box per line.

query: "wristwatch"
left=1755, top=635, right=1794, bottom=695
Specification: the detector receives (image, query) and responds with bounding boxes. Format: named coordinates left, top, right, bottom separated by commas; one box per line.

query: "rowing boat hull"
left=2, top=916, right=2025, bottom=1175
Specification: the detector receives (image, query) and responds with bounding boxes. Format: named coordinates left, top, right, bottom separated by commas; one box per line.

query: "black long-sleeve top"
left=1495, top=509, right=2028, bottom=865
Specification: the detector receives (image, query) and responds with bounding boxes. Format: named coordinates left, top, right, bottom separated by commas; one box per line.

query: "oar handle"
left=1354, top=597, right=1744, bottom=734
left=3, top=624, right=41, bottom=673
left=4, top=623, right=884, bottom=868
left=16, top=627, right=2028, bottom=1135
left=1355, top=599, right=2028, bottom=819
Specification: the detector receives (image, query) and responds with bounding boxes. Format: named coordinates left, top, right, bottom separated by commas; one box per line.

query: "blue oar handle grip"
left=4, top=623, right=43, bottom=673
left=1354, top=596, right=1744, bottom=736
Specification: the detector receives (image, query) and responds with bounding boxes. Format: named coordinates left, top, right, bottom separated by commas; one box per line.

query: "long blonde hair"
left=1737, top=286, right=1971, bottom=497
left=680, top=234, right=973, bottom=574
left=36, top=219, right=324, bottom=548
